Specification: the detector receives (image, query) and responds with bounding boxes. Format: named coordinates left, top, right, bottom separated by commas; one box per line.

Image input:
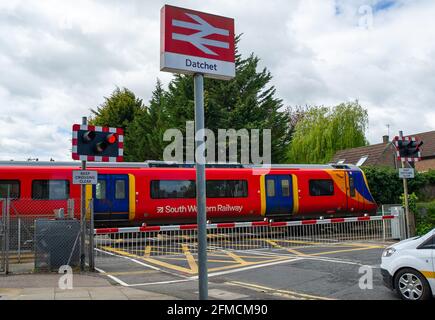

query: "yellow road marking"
left=224, top=251, right=248, bottom=265
left=265, top=240, right=308, bottom=256
left=228, top=281, right=334, bottom=300
left=308, top=245, right=383, bottom=256
left=101, top=246, right=196, bottom=274
left=159, top=256, right=245, bottom=264
left=182, top=244, right=198, bottom=273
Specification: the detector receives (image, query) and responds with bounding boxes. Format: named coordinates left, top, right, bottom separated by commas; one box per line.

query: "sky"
left=0, top=0, right=434, bottom=161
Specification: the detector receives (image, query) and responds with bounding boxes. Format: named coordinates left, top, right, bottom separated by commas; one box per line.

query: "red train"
left=0, top=161, right=377, bottom=226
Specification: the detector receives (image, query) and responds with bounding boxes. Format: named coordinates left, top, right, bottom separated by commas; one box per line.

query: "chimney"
left=382, top=135, right=389, bottom=143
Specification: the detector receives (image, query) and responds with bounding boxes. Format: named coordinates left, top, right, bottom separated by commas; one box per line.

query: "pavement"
left=0, top=273, right=178, bottom=300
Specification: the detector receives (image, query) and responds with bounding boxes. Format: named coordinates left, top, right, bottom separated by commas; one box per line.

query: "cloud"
left=0, top=0, right=434, bottom=161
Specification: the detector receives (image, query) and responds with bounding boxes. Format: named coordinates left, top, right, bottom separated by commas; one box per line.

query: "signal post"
left=393, top=131, right=424, bottom=238
left=72, top=120, right=124, bottom=271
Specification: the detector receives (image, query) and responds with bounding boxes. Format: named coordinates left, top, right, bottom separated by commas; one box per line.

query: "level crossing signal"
left=393, top=136, right=423, bottom=162
left=72, top=124, right=124, bottom=162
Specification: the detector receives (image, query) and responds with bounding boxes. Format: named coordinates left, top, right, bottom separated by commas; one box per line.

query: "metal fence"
left=93, top=211, right=406, bottom=266
left=0, top=199, right=7, bottom=273
left=0, top=198, right=96, bottom=274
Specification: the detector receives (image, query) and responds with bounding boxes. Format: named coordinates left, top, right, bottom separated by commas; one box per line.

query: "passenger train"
left=0, top=161, right=377, bottom=226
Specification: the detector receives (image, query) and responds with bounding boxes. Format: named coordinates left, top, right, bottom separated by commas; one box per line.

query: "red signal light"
left=106, top=134, right=117, bottom=144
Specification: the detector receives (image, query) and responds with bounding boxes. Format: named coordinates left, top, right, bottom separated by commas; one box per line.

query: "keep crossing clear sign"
left=399, top=168, right=415, bottom=179
left=72, top=170, right=98, bottom=185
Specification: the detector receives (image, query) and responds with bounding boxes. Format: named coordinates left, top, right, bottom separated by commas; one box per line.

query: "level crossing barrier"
left=93, top=214, right=404, bottom=265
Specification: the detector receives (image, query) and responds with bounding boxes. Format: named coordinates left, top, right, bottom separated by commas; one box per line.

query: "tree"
left=89, top=87, right=145, bottom=161
left=90, top=36, right=292, bottom=163
left=287, top=101, right=369, bottom=164
left=125, top=80, right=170, bottom=161
left=163, top=37, right=292, bottom=163
left=90, top=87, right=143, bottom=129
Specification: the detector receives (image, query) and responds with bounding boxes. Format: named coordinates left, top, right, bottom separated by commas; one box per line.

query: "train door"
left=265, top=174, right=293, bottom=215
left=93, top=174, right=129, bottom=221
left=346, top=171, right=363, bottom=212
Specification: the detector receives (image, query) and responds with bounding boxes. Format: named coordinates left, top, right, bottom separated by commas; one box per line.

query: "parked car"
left=380, top=228, right=435, bottom=300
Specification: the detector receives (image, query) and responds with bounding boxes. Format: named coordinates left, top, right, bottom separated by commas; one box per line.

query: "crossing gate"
left=93, top=213, right=406, bottom=265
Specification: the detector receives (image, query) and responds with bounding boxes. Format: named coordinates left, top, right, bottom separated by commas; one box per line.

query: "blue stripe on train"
left=351, top=170, right=374, bottom=203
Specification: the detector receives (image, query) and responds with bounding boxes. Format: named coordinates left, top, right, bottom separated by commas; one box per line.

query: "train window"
left=266, top=179, right=275, bottom=197
left=115, top=180, right=126, bottom=199
left=0, top=180, right=20, bottom=199
left=96, top=180, right=106, bottom=200
left=150, top=180, right=196, bottom=199
left=32, top=180, right=69, bottom=200
left=309, top=179, right=334, bottom=196
left=206, top=180, right=248, bottom=198
left=281, top=179, right=290, bottom=197
left=349, top=175, right=356, bottom=197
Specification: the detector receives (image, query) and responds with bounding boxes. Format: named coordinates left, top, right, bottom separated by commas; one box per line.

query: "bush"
left=415, top=201, right=435, bottom=235
left=362, top=166, right=435, bottom=204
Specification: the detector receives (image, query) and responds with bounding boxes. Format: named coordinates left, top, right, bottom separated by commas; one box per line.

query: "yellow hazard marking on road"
left=182, top=244, right=198, bottom=273
left=100, top=245, right=292, bottom=275
left=160, top=256, right=244, bottom=264
left=228, top=281, right=334, bottom=300
left=224, top=251, right=248, bottom=265
left=264, top=239, right=383, bottom=257
left=307, top=245, right=384, bottom=256
left=265, top=240, right=306, bottom=256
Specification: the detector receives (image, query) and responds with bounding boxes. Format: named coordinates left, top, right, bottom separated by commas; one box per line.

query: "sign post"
left=395, top=131, right=421, bottom=238
left=161, top=5, right=235, bottom=300
left=80, top=116, right=87, bottom=271
left=72, top=120, right=124, bottom=271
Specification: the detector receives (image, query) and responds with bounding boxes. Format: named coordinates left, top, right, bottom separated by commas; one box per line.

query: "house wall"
left=415, top=158, right=435, bottom=172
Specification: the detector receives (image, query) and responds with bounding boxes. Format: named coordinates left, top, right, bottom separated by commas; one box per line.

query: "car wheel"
left=394, top=268, right=432, bottom=300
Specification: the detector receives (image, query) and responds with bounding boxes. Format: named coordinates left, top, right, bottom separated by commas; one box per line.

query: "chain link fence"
left=1, top=199, right=7, bottom=273
left=0, top=198, right=96, bottom=274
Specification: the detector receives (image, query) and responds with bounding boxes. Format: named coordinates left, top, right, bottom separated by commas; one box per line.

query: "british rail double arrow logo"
left=171, top=13, right=230, bottom=56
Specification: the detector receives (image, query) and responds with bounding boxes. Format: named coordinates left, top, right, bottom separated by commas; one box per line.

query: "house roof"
left=331, top=130, right=435, bottom=165
left=410, top=130, right=435, bottom=158
left=332, top=142, right=391, bottom=166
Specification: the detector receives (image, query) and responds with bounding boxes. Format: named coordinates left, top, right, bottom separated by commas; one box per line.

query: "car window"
left=417, top=234, right=435, bottom=250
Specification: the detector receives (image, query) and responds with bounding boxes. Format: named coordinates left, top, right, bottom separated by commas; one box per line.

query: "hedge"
left=362, top=167, right=435, bottom=204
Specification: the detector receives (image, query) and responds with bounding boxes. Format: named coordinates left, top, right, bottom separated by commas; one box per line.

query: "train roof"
left=0, top=161, right=362, bottom=171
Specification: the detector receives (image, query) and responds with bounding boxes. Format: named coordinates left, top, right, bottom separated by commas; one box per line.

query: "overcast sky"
left=0, top=0, right=434, bottom=161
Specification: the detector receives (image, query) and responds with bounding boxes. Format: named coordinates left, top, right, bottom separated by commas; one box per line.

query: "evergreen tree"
left=90, top=36, right=292, bottom=163
left=164, top=37, right=292, bottom=163
left=125, top=80, right=170, bottom=161
left=89, top=87, right=144, bottom=161
left=90, top=87, right=143, bottom=129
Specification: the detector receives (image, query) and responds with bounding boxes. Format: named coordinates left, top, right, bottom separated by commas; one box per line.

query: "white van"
left=380, top=228, right=435, bottom=300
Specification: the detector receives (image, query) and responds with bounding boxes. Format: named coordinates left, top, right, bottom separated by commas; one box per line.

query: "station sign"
left=72, top=170, right=98, bottom=185
left=160, top=5, right=235, bottom=80
left=399, top=168, right=415, bottom=179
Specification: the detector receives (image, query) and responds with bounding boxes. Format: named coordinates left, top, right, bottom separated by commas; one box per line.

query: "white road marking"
left=199, top=288, right=249, bottom=300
